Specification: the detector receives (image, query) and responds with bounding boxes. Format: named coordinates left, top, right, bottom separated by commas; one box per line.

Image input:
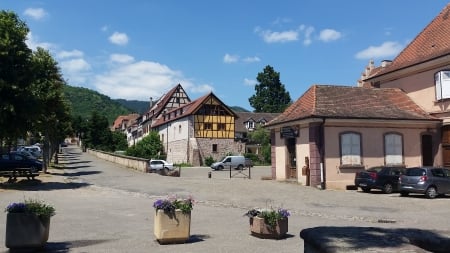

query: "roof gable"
left=143, top=84, right=191, bottom=122
left=151, top=92, right=237, bottom=127
left=371, top=3, right=450, bottom=77
left=267, top=85, right=437, bottom=126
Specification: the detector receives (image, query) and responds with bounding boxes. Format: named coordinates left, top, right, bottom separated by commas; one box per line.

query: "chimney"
left=149, top=97, right=153, bottom=108
left=381, top=60, right=392, bottom=68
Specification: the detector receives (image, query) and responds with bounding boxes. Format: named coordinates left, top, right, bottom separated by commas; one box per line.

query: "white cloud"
left=23, top=8, right=47, bottom=20
left=302, top=26, right=314, bottom=46
left=243, top=56, right=260, bottom=63
left=319, top=29, right=342, bottom=42
left=244, top=78, right=258, bottom=86
left=110, top=54, right=135, bottom=64
left=223, top=53, right=239, bottom=63
left=355, top=41, right=404, bottom=60
left=260, top=29, right=299, bottom=43
left=93, top=61, right=202, bottom=100
left=60, top=58, right=91, bottom=72
left=25, top=32, right=54, bottom=51
left=109, top=32, right=129, bottom=46
left=189, top=84, right=214, bottom=94
left=57, top=50, right=84, bottom=59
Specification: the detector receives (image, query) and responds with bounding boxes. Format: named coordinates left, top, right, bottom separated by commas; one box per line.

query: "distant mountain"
left=230, top=106, right=250, bottom=112
left=114, top=99, right=149, bottom=114
left=63, top=85, right=132, bottom=124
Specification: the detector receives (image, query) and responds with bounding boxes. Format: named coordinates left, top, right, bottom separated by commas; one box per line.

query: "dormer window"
left=435, top=70, right=450, bottom=100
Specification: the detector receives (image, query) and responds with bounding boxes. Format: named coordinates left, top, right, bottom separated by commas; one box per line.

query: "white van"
left=210, top=155, right=245, bottom=170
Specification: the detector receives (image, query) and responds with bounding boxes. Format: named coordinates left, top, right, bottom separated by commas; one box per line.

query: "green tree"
left=0, top=11, right=33, bottom=149
left=111, top=131, right=128, bottom=151
left=31, top=47, right=72, bottom=170
left=84, top=111, right=113, bottom=151
left=248, top=125, right=271, bottom=164
left=248, top=65, right=292, bottom=113
left=126, top=131, right=163, bottom=159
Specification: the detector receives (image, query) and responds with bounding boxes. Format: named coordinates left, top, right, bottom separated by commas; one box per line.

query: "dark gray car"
left=399, top=167, right=450, bottom=198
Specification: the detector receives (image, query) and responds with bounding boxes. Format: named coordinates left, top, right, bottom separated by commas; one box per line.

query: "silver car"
left=148, top=159, right=174, bottom=174
left=399, top=167, right=450, bottom=199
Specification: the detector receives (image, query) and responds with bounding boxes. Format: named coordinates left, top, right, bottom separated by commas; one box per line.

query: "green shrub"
left=204, top=156, right=215, bottom=166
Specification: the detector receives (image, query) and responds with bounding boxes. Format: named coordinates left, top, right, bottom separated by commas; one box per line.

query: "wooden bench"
left=0, top=168, right=40, bottom=182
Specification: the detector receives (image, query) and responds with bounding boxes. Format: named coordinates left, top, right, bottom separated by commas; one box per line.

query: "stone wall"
left=87, top=149, right=148, bottom=172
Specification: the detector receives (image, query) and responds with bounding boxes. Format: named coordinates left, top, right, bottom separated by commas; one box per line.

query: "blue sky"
left=3, top=1, right=449, bottom=111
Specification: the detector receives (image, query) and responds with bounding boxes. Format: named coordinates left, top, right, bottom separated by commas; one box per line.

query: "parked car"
left=148, top=159, right=174, bottom=174
left=210, top=155, right=246, bottom=170
left=399, top=167, right=450, bottom=199
left=0, top=152, right=43, bottom=173
left=14, top=150, right=38, bottom=160
left=17, top=146, right=42, bottom=158
left=354, top=166, right=405, bottom=194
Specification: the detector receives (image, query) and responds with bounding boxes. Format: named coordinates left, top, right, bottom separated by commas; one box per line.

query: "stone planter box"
left=5, top=213, right=51, bottom=249
left=249, top=216, right=288, bottom=239
left=154, top=209, right=191, bottom=244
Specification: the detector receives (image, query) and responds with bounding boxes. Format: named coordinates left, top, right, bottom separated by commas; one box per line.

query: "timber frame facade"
left=150, top=88, right=242, bottom=166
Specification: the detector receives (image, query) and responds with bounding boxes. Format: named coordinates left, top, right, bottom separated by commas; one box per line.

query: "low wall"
left=87, top=149, right=148, bottom=173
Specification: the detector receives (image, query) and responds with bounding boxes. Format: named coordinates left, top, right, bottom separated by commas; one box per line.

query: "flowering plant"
left=5, top=199, right=56, bottom=219
left=246, top=208, right=290, bottom=228
left=153, top=195, right=194, bottom=214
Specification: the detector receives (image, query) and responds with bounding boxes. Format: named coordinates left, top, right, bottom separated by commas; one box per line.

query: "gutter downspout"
left=320, top=118, right=326, bottom=190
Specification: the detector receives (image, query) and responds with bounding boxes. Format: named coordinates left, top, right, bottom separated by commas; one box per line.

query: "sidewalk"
left=1, top=147, right=450, bottom=252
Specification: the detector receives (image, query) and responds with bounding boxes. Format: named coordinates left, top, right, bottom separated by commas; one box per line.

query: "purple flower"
left=5, top=202, right=27, bottom=213
left=278, top=208, right=290, bottom=219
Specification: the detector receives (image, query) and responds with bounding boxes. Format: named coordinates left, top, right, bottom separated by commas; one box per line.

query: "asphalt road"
left=1, top=146, right=450, bottom=252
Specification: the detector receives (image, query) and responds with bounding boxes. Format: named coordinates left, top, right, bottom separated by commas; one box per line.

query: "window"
left=435, top=70, right=450, bottom=100
left=340, top=132, right=361, bottom=165
left=384, top=133, right=403, bottom=165
left=212, top=144, right=217, bottom=152
left=204, top=123, right=212, bottom=130
left=217, top=123, right=226, bottom=131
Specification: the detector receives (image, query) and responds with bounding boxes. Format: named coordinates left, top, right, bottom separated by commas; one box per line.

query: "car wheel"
left=163, top=168, right=169, bottom=175
left=362, top=187, right=371, bottom=193
left=425, top=187, right=437, bottom=199
left=218, top=165, right=224, bottom=170
left=400, top=191, right=409, bottom=197
left=237, top=165, right=244, bottom=170
left=382, top=183, right=393, bottom=194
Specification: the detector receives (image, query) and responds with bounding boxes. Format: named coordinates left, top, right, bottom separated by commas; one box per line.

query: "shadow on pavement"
left=19, top=239, right=115, bottom=253
left=300, top=226, right=450, bottom=253
left=0, top=178, right=90, bottom=191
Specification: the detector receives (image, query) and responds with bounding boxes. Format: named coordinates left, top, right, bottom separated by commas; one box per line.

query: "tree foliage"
left=249, top=65, right=292, bottom=113
left=0, top=11, right=33, bottom=147
left=126, top=131, right=164, bottom=159
left=31, top=47, right=72, bottom=169
left=0, top=11, right=71, bottom=171
left=248, top=125, right=271, bottom=163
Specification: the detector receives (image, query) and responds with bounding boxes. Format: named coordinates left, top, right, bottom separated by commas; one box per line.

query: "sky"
left=2, top=1, right=450, bottom=111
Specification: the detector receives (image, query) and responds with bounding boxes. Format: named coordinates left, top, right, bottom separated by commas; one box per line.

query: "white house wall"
left=157, top=117, right=190, bottom=164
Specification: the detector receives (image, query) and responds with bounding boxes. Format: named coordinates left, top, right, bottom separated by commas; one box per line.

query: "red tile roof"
left=266, top=85, right=438, bottom=126
left=370, top=3, right=450, bottom=78
left=151, top=92, right=237, bottom=127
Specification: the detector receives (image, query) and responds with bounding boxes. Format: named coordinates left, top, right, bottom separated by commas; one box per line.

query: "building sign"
left=280, top=126, right=299, bottom=138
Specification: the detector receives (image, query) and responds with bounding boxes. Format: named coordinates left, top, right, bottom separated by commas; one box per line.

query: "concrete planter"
left=5, top=213, right=51, bottom=249
left=154, top=209, right=191, bottom=244
left=249, top=216, right=288, bottom=239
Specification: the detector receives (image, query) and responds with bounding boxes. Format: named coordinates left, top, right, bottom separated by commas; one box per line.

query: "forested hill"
left=63, top=85, right=251, bottom=124
left=63, top=85, right=133, bottom=124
